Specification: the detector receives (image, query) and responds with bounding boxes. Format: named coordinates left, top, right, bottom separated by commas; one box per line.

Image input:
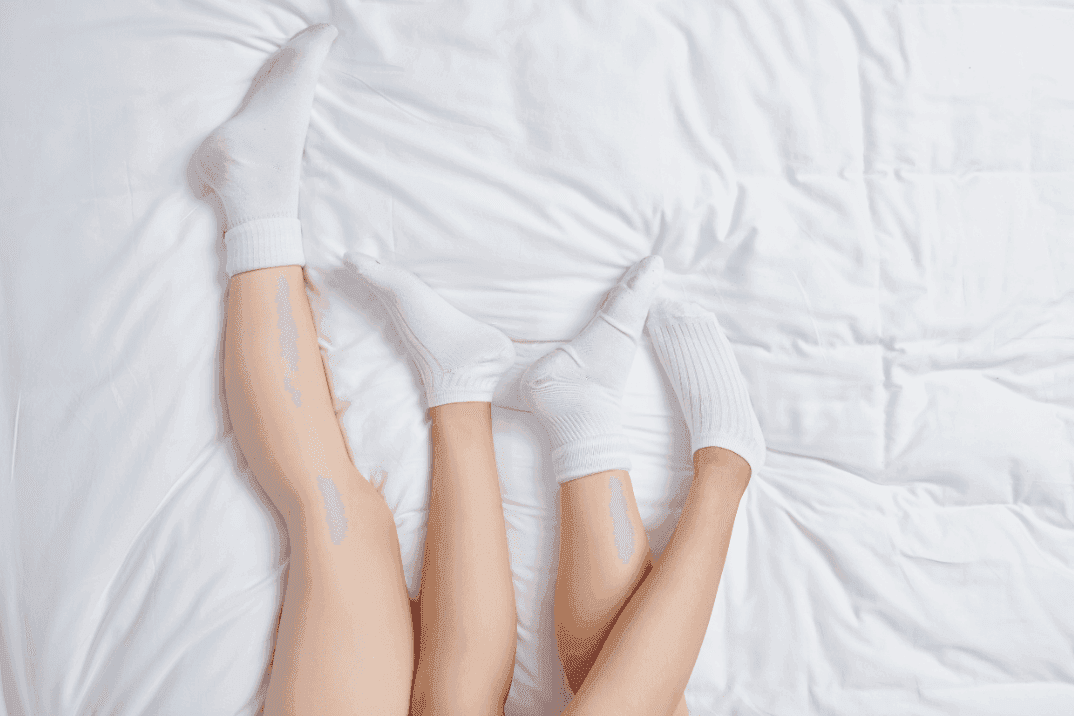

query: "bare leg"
left=410, top=402, right=517, bottom=715
left=225, top=266, right=413, bottom=715
left=556, top=294, right=765, bottom=714
left=518, top=256, right=690, bottom=710
left=556, top=470, right=688, bottom=715
left=197, top=21, right=417, bottom=713
left=563, top=447, right=750, bottom=716
left=340, top=254, right=519, bottom=715
left=556, top=470, right=650, bottom=689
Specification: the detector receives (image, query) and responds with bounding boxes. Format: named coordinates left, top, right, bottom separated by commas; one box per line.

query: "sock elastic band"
left=224, top=218, right=304, bottom=277
left=551, top=433, right=633, bottom=483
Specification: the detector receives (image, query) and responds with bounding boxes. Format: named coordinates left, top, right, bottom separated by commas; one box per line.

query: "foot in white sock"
left=344, top=252, right=516, bottom=409
left=521, top=256, right=664, bottom=483
left=646, top=299, right=766, bottom=475
left=192, top=23, right=338, bottom=277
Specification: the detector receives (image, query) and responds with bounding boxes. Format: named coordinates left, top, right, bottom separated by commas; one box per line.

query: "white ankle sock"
left=646, top=299, right=766, bottom=475
left=521, top=256, right=664, bottom=483
left=192, top=24, right=338, bottom=277
left=344, top=252, right=516, bottom=409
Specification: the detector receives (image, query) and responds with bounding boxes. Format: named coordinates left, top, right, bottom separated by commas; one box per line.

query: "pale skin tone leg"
left=556, top=471, right=689, bottom=716
left=227, top=262, right=745, bottom=716
left=225, top=265, right=516, bottom=715
left=225, top=266, right=414, bottom=714
left=225, top=266, right=414, bottom=715
left=411, top=402, right=518, bottom=716
left=561, top=447, right=750, bottom=716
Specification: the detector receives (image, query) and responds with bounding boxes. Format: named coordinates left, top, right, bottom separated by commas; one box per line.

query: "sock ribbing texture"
left=192, top=24, right=338, bottom=277
left=522, top=256, right=663, bottom=483
left=223, top=218, right=305, bottom=278
left=344, top=252, right=516, bottom=409
left=646, top=300, right=766, bottom=475
left=523, top=343, right=634, bottom=483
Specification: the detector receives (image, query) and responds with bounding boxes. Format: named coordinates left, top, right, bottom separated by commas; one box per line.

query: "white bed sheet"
left=2, top=1, right=1074, bottom=714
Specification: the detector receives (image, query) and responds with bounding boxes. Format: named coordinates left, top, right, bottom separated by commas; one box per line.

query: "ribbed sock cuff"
left=426, top=385, right=498, bottom=409
left=649, top=316, right=767, bottom=477
left=426, top=370, right=506, bottom=409
left=553, top=433, right=632, bottom=484
left=224, top=218, right=304, bottom=277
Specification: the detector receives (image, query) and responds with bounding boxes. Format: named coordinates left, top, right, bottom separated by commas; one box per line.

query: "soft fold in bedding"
left=2, top=1, right=1073, bottom=714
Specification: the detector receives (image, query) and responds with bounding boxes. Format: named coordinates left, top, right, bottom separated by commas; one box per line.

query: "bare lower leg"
left=410, top=402, right=517, bottom=716
left=563, top=448, right=750, bottom=716
left=225, top=266, right=413, bottom=714
left=556, top=471, right=687, bottom=714
left=556, top=470, right=650, bottom=688
left=517, top=256, right=688, bottom=711
left=272, top=479, right=414, bottom=715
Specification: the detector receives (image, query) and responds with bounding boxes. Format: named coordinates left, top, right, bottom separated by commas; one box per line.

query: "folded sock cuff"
left=425, top=368, right=509, bottom=409
left=224, top=218, right=304, bottom=277
left=426, top=385, right=498, bottom=409
left=553, top=433, right=632, bottom=484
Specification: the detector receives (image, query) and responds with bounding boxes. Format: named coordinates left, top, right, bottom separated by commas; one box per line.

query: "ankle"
left=429, top=401, right=492, bottom=429
left=693, top=447, right=751, bottom=494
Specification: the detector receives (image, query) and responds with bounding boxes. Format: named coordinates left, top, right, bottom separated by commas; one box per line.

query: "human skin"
left=556, top=470, right=689, bottom=715
left=224, top=261, right=747, bottom=716
left=562, top=447, right=751, bottom=716
left=411, top=402, right=517, bottom=716
left=225, top=265, right=415, bottom=714
left=224, top=265, right=517, bottom=715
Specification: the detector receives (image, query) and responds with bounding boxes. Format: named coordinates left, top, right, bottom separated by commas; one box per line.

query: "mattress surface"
left=2, top=1, right=1073, bottom=714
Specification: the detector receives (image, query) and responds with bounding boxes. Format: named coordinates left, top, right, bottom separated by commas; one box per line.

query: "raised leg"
left=343, top=255, right=518, bottom=715
left=410, top=402, right=517, bottom=715
left=555, top=470, right=652, bottom=691
left=195, top=23, right=415, bottom=714
left=563, top=448, right=750, bottom=716
left=563, top=298, right=767, bottom=715
left=226, top=267, right=414, bottom=715
left=521, top=256, right=689, bottom=713
left=556, top=470, right=690, bottom=715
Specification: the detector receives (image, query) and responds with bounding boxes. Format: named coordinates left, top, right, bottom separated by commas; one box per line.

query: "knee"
left=288, top=466, right=398, bottom=542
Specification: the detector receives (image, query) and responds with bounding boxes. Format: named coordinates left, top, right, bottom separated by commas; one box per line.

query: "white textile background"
left=2, top=1, right=1074, bottom=714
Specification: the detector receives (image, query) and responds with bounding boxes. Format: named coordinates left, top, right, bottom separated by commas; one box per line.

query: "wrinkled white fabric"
left=647, top=299, right=767, bottom=475
left=192, top=24, right=337, bottom=276
left=2, top=2, right=1074, bottom=715
left=522, top=256, right=663, bottom=482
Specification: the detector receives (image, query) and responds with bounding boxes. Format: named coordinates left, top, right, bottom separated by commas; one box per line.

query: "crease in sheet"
left=791, top=270, right=824, bottom=350
left=65, top=441, right=220, bottom=702
left=9, top=392, right=19, bottom=485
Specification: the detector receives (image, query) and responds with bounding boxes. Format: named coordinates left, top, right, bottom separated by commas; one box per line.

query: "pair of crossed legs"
left=226, top=265, right=757, bottom=716
left=197, top=24, right=765, bottom=715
